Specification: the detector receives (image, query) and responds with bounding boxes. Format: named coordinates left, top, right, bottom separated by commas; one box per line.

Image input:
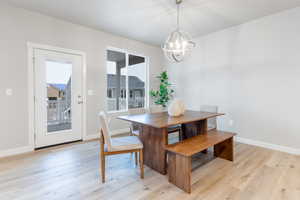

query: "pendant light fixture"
left=162, top=0, right=195, bottom=63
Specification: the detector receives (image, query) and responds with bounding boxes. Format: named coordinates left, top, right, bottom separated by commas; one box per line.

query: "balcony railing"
left=107, top=97, right=145, bottom=111
left=47, top=100, right=71, bottom=125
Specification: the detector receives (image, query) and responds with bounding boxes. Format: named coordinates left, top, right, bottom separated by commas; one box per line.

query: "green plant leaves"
left=149, top=71, right=174, bottom=107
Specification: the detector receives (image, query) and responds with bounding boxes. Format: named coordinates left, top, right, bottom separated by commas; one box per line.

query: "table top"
left=118, top=110, right=224, bottom=128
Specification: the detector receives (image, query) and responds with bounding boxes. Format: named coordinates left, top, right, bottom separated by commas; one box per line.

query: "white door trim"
left=27, top=42, right=87, bottom=149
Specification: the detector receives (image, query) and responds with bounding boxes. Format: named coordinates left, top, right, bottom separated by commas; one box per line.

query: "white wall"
left=0, top=3, right=163, bottom=153
left=166, top=7, right=300, bottom=151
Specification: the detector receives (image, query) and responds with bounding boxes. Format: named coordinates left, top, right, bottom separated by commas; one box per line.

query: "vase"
left=168, top=99, right=185, bottom=117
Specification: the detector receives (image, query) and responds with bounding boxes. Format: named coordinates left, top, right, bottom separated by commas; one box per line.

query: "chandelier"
left=162, top=0, right=195, bottom=63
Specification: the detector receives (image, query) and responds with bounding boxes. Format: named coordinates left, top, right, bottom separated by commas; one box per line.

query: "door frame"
left=27, top=42, right=87, bottom=149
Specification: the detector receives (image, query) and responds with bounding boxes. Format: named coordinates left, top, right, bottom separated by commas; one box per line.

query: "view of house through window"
left=128, top=54, right=146, bottom=109
left=106, top=49, right=147, bottom=111
left=46, top=61, right=72, bottom=132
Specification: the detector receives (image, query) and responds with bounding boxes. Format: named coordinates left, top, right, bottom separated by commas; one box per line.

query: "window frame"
left=106, top=46, right=149, bottom=113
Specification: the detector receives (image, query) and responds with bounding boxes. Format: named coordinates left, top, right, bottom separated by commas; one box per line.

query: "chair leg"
left=135, top=152, right=138, bottom=166
left=101, top=153, right=105, bottom=183
left=130, top=128, right=134, bottom=157
left=139, top=149, right=144, bottom=179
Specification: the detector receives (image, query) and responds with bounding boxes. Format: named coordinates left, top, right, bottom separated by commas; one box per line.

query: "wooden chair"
left=99, top=111, right=144, bottom=183
left=200, top=105, right=218, bottom=131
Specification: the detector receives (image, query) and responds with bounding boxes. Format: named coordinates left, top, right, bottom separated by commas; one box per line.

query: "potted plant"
left=150, top=71, right=185, bottom=117
left=150, top=71, right=174, bottom=108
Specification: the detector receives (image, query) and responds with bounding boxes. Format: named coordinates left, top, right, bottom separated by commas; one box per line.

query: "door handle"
left=78, top=95, right=83, bottom=104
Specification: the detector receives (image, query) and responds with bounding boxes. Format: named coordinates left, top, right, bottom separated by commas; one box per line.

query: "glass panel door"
left=34, top=49, right=83, bottom=148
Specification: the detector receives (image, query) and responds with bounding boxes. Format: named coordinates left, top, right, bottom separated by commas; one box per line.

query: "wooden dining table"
left=118, top=110, right=224, bottom=175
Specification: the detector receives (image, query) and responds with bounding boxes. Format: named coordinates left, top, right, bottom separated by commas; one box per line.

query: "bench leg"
left=168, top=152, right=191, bottom=193
left=214, top=137, right=234, bottom=161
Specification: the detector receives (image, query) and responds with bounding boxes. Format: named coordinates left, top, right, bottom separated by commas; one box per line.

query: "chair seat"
left=168, top=124, right=181, bottom=132
left=207, top=124, right=216, bottom=131
left=105, top=136, right=143, bottom=152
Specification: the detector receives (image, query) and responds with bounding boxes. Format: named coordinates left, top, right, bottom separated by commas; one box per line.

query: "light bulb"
left=182, top=41, right=187, bottom=48
left=176, top=41, right=180, bottom=49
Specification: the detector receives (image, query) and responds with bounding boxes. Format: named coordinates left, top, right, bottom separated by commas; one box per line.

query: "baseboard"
left=235, top=136, right=300, bottom=155
left=0, top=145, right=34, bottom=158
left=83, top=128, right=131, bottom=141
left=0, top=128, right=131, bottom=158
left=83, top=133, right=99, bottom=141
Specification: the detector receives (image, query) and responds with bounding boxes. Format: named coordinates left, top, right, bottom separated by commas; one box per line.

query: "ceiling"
left=107, top=50, right=144, bottom=67
left=3, top=0, right=300, bottom=46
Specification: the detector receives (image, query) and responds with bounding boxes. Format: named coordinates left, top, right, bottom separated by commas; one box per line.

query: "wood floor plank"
left=0, top=140, right=299, bottom=200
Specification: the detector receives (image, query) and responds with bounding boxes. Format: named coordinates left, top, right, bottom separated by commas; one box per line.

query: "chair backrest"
left=128, top=109, right=146, bottom=131
left=200, top=105, right=218, bottom=130
left=99, top=111, right=112, bottom=151
left=146, top=106, right=164, bottom=113
left=128, top=108, right=146, bottom=115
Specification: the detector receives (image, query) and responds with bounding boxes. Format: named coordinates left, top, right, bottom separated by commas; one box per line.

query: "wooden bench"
left=165, top=130, right=236, bottom=193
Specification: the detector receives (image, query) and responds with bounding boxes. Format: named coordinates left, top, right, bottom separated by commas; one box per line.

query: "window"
left=129, top=90, right=133, bottom=98
left=107, top=89, right=112, bottom=98
left=120, top=89, right=126, bottom=98
left=106, top=49, right=147, bottom=111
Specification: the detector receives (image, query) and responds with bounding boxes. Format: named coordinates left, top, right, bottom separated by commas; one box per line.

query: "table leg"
left=139, top=125, right=168, bottom=175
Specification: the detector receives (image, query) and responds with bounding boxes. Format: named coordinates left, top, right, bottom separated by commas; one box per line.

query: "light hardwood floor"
left=0, top=138, right=300, bottom=200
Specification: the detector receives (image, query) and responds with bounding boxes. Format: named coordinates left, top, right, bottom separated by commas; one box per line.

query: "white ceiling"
left=3, top=0, right=300, bottom=46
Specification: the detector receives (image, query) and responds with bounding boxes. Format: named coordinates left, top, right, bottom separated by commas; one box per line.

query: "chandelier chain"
left=177, top=3, right=180, bottom=30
